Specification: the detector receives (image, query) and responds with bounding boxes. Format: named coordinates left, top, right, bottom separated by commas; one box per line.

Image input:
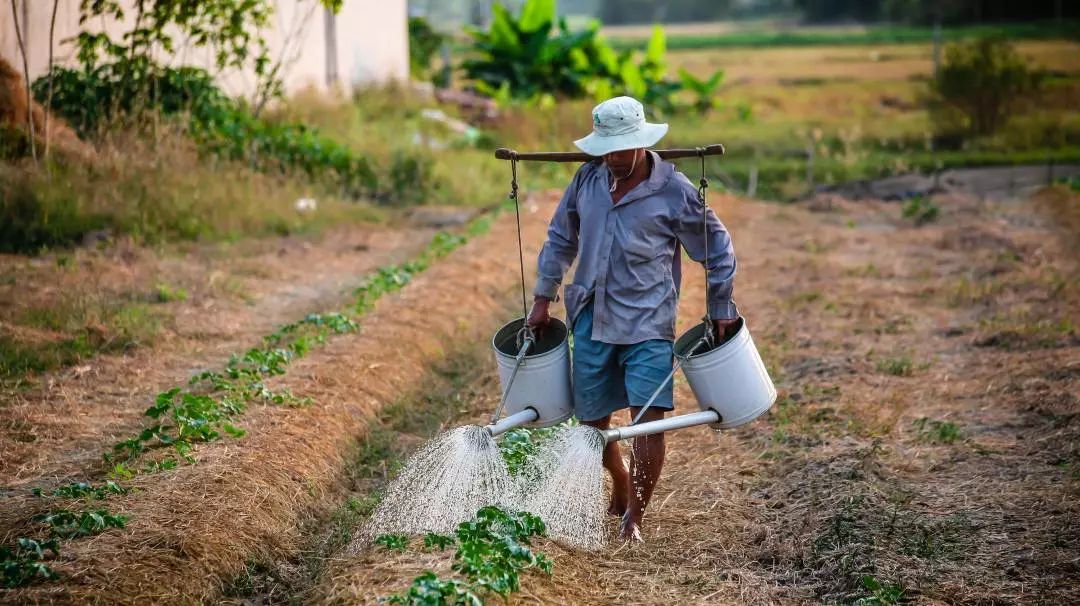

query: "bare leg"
left=621, top=406, right=666, bottom=540
left=581, top=415, right=629, bottom=517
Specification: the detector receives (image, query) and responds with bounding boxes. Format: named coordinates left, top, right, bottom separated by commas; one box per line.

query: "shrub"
left=408, top=17, right=446, bottom=81
left=930, top=36, right=1043, bottom=137
left=0, top=177, right=106, bottom=253
left=34, top=65, right=381, bottom=200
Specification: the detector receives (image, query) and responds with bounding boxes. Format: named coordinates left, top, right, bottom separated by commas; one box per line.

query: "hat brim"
left=573, top=122, right=668, bottom=157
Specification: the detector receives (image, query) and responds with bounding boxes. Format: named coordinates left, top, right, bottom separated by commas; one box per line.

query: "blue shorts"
left=572, top=301, right=674, bottom=422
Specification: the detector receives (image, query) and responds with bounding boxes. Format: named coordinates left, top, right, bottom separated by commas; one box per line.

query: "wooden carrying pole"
left=494, top=144, right=724, bottom=163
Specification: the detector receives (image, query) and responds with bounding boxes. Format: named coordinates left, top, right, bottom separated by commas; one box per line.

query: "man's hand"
left=712, top=318, right=740, bottom=343
left=527, top=297, right=552, bottom=338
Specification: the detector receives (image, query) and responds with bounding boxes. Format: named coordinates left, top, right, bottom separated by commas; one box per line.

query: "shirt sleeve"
left=674, top=186, right=738, bottom=319
left=532, top=165, right=584, bottom=300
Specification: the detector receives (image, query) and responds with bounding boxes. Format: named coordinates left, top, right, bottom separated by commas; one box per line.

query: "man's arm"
left=674, top=189, right=738, bottom=338
left=527, top=169, right=583, bottom=330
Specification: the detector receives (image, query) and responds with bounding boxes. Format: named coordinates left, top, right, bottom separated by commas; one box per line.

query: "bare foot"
left=608, top=494, right=628, bottom=517
left=618, top=513, right=644, bottom=543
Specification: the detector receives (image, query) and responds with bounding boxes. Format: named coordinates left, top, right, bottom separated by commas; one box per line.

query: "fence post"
left=747, top=165, right=758, bottom=198
left=805, top=142, right=815, bottom=194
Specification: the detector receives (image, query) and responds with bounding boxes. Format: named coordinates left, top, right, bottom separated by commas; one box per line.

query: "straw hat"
left=573, top=96, right=668, bottom=157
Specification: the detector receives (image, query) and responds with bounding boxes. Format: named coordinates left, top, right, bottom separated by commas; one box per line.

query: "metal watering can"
left=599, top=317, right=776, bottom=444
left=485, top=317, right=573, bottom=437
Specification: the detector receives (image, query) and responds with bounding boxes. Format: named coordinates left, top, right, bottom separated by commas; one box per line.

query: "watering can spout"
left=484, top=407, right=539, bottom=438
left=600, top=410, right=720, bottom=444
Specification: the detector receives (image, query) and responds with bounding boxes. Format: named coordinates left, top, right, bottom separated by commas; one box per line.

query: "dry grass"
left=305, top=191, right=1077, bottom=605
left=0, top=224, right=434, bottom=485
left=2, top=169, right=1078, bottom=604
left=0, top=193, right=557, bottom=604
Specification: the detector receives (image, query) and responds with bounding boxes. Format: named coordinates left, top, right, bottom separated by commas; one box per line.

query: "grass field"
left=605, top=19, right=1080, bottom=50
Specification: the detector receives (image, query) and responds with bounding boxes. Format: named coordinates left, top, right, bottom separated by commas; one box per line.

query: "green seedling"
left=385, top=571, right=481, bottom=606
left=1, top=538, right=60, bottom=588
left=855, top=575, right=905, bottom=605
left=901, top=195, right=940, bottom=226
left=107, top=217, right=489, bottom=473
left=33, top=481, right=128, bottom=500
left=384, top=507, right=552, bottom=604
left=374, top=533, right=410, bottom=552
left=36, top=509, right=128, bottom=539
left=423, top=533, right=455, bottom=551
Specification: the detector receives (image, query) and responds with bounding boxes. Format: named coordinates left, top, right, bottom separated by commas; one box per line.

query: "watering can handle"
left=489, top=336, right=534, bottom=425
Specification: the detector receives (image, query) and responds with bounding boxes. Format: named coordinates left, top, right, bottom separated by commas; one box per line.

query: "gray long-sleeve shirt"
left=533, top=151, right=738, bottom=345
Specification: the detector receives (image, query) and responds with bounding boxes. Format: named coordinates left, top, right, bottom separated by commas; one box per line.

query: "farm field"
left=2, top=179, right=1077, bottom=603
left=3, top=7, right=1079, bottom=604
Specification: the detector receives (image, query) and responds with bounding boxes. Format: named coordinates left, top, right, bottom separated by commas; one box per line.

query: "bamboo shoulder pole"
left=494, top=144, right=724, bottom=163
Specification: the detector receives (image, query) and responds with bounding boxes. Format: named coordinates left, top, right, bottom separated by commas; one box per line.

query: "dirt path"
left=312, top=190, right=1078, bottom=604
left=0, top=224, right=436, bottom=487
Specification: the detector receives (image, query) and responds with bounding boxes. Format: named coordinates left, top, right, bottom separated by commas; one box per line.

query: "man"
left=526, top=96, right=739, bottom=542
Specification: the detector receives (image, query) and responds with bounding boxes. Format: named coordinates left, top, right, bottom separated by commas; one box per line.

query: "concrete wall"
left=0, top=0, right=408, bottom=99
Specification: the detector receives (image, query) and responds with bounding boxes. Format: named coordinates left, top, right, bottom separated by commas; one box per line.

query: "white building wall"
left=0, top=0, right=408, bottom=99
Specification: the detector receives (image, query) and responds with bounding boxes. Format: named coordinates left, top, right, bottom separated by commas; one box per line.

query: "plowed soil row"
left=1, top=225, right=435, bottom=487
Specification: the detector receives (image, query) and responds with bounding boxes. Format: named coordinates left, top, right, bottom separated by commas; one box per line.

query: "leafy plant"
left=498, top=427, right=551, bottom=476
left=375, top=533, right=410, bottom=552
left=1, top=538, right=59, bottom=588
left=35, top=65, right=382, bottom=201
left=462, top=0, right=690, bottom=114
left=33, top=481, right=128, bottom=500
left=678, top=68, right=725, bottom=114
left=423, top=533, right=455, bottom=551
left=154, top=283, right=188, bottom=303
left=855, top=574, right=905, bottom=605
left=384, top=507, right=552, bottom=604
left=385, top=571, right=482, bottom=606
left=930, top=36, right=1043, bottom=137
left=36, top=509, right=128, bottom=539
left=901, top=195, right=940, bottom=226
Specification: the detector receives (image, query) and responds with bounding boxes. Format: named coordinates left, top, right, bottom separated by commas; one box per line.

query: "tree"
left=930, top=36, right=1043, bottom=137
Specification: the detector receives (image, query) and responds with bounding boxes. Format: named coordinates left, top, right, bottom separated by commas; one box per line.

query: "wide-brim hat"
left=574, top=96, right=668, bottom=157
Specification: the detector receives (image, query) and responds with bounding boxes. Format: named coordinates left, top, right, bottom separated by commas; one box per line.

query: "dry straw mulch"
left=0, top=195, right=558, bottom=604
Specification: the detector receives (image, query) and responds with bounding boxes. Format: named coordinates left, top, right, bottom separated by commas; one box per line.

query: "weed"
left=876, top=355, right=915, bottom=376
left=855, top=575, right=905, bottom=605
left=901, top=195, right=940, bottom=226
left=912, top=417, right=963, bottom=444
left=154, top=283, right=188, bottom=303
left=0, top=538, right=60, bottom=588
